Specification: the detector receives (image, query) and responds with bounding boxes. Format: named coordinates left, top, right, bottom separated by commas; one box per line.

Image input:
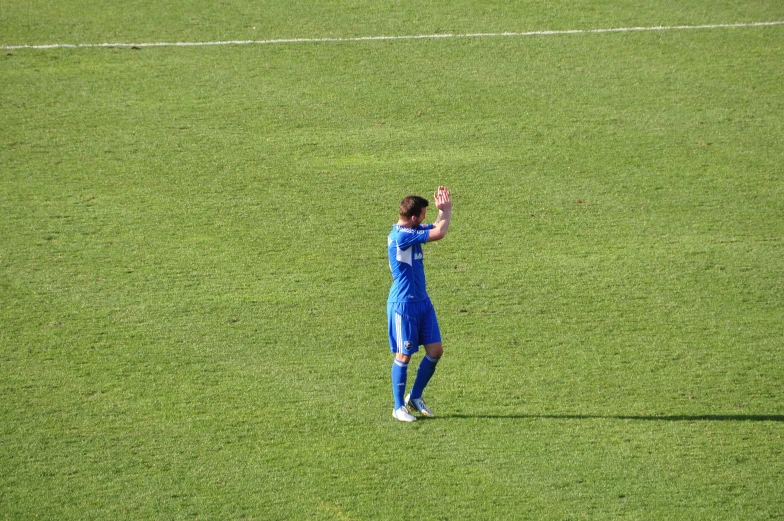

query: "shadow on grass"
left=441, top=414, right=784, bottom=422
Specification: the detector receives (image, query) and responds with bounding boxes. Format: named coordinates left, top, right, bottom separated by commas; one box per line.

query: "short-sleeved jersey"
left=387, top=223, right=434, bottom=303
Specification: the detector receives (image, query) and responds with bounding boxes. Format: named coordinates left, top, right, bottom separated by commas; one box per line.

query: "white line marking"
left=3, top=21, right=783, bottom=50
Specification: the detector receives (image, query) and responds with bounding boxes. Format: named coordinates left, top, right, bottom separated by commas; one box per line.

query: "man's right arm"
left=427, top=186, right=452, bottom=242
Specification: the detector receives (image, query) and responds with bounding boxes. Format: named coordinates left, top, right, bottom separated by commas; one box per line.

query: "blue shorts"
left=387, top=299, right=442, bottom=355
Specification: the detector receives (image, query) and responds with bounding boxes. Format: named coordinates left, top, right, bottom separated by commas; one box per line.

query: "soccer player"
left=387, top=186, right=452, bottom=421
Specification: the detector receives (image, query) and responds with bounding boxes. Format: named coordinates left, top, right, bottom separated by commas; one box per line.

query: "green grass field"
left=2, top=1, right=783, bottom=519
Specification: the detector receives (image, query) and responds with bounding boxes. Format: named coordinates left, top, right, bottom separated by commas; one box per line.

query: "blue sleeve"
left=396, top=228, right=430, bottom=250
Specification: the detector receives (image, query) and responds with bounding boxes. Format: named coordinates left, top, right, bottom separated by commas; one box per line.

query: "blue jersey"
left=387, top=223, right=433, bottom=303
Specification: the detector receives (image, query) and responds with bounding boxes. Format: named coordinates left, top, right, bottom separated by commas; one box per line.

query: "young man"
left=387, top=186, right=452, bottom=422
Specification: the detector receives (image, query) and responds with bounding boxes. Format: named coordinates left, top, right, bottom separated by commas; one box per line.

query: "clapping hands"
left=434, top=186, right=452, bottom=212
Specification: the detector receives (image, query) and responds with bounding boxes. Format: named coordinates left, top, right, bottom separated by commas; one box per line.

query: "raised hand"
left=434, top=185, right=452, bottom=212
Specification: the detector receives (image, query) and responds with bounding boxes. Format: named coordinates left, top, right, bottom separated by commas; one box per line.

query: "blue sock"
left=410, top=354, right=440, bottom=400
left=391, top=359, right=409, bottom=409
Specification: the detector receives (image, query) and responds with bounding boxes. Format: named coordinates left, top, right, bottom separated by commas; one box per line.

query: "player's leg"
left=407, top=301, right=442, bottom=417
left=388, top=302, right=418, bottom=422
left=423, top=341, right=443, bottom=359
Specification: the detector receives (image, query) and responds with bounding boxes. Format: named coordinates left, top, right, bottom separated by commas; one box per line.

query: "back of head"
left=399, top=195, right=429, bottom=219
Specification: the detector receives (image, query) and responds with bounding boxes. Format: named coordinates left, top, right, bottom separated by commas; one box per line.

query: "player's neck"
left=398, top=218, right=417, bottom=229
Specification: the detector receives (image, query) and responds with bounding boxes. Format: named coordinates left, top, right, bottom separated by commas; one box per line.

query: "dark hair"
left=399, top=195, right=429, bottom=219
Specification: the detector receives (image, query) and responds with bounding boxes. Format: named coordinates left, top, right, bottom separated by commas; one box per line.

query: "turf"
left=2, top=1, right=783, bottom=519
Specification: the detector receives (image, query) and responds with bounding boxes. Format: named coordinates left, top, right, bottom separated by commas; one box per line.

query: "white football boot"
left=393, top=406, right=417, bottom=422
left=405, top=393, right=434, bottom=418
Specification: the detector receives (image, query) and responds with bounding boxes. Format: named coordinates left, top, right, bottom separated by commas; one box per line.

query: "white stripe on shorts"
left=395, top=312, right=403, bottom=353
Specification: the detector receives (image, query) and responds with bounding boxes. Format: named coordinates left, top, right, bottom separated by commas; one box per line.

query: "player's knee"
left=395, top=352, right=411, bottom=363
left=425, top=343, right=443, bottom=359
